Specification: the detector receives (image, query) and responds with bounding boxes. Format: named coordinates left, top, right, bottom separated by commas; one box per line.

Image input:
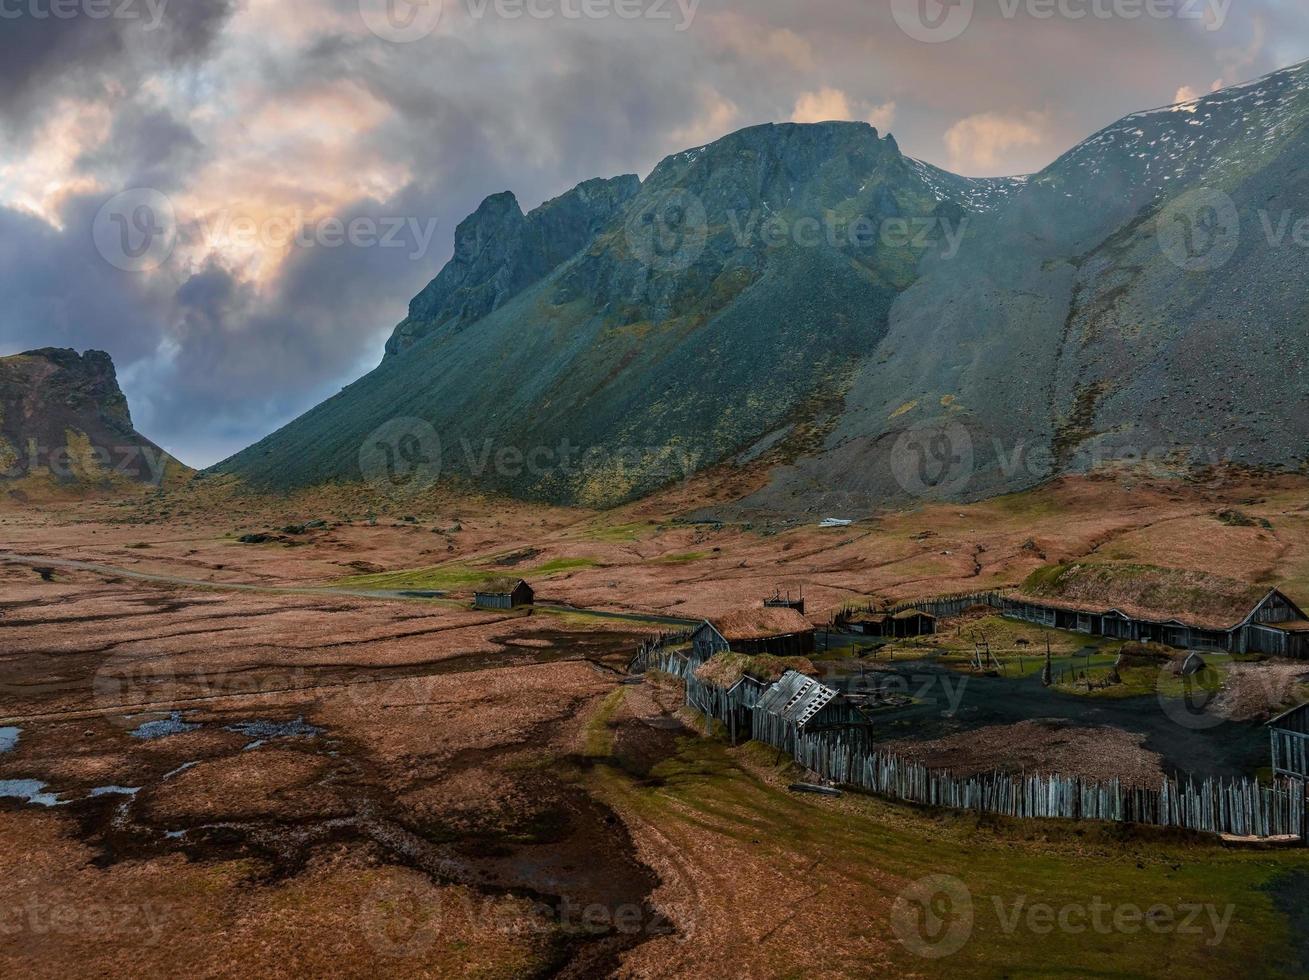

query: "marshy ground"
left=4, top=472, right=1309, bottom=976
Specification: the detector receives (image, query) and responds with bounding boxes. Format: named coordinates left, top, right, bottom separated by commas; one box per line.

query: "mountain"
left=746, top=62, right=1309, bottom=513
left=0, top=348, right=189, bottom=494
left=213, top=122, right=1021, bottom=505
left=213, top=62, right=1309, bottom=512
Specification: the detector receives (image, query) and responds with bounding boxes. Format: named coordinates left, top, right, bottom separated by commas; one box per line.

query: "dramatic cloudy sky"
left=1, top=0, right=1306, bottom=466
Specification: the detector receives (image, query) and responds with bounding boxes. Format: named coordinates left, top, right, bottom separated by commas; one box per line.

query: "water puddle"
left=224, top=718, right=323, bottom=742
left=90, top=786, right=141, bottom=798
left=0, top=727, right=19, bottom=753
left=162, top=761, right=198, bottom=780
left=0, top=779, right=64, bottom=807
left=130, top=712, right=201, bottom=740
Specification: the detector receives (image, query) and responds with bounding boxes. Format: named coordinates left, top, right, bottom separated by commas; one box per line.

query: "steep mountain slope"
left=0, top=348, right=189, bottom=493
left=385, top=175, right=641, bottom=358
left=744, top=61, right=1309, bottom=513
left=216, top=122, right=1017, bottom=505
left=215, top=62, right=1309, bottom=512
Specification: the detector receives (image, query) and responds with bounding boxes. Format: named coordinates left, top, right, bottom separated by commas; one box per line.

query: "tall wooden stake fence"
left=632, top=640, right=1304, bottom=840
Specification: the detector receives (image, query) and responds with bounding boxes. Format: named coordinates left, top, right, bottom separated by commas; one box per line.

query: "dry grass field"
left=4, top=470, right=1309, bottom=976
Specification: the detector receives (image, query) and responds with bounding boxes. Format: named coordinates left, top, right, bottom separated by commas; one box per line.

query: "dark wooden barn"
left=1005, top=564, right=1309, bottom=657
left=691, top=608, right=816, bottom=661
left=843, top=608, right=937, bottom=639
left=1269, top=703, right=1309, bottom=780
left=474, top=578, right=535, bottom=610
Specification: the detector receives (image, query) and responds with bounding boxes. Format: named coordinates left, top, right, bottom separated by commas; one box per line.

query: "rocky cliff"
left=0, top=348, right=188, bottom=491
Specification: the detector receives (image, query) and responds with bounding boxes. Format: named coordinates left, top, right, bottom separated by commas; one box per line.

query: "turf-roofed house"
left=691, top=607, right=817, bottom=662
left=474, top=578, right=535, bottom=611
left=1005, top=564, right=1309, bottom=657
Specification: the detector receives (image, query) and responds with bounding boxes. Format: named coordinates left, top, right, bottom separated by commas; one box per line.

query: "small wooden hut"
left=691, top=608, right=816, bottom=662
left=474, top=578, right=535, bottom=610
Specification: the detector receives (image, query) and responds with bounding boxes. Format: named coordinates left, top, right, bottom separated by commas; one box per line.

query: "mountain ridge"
left=213, top=61, right=1309, bottom=512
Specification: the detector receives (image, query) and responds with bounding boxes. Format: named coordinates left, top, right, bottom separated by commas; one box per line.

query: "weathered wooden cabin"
left=1269, top=703, right=1309, bottom=780
left=1005, top=564, right=1309, bottom=656
left=752, top=670, right=871, bottom=751
left=843, top=608, right=937, bottom=639
left=691, top=608, right=816, bottom=662
left=474, top=578, right=535, bottom=610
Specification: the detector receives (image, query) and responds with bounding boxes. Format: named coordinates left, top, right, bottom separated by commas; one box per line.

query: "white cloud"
left=791, top=89, right=896, bottom=132
left=865, top=100, right=897, bottom=132
left=944, top=111, right=1049, bottom=175
left=669, top=89, right=740, bottom=150
left=791, top=87, right=855, bottom=123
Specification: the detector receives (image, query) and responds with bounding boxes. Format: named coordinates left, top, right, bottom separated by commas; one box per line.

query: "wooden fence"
left=835, top=590, right=1008, bottom=625
left=778, top=729, right=1303, bottom=839
left=634, top=641, right=1304, bottom=840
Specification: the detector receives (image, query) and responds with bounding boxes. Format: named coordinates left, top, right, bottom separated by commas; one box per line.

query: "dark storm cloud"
left=0, top=0, right=235, bottom=126
left=75, top=105, right=204, bottom=191
left=0, top=198, right=171, bottom=365
left=1, top=0, right=1307, bottom=466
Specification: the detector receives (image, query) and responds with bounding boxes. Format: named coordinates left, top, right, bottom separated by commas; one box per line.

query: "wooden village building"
left=474, top=578, right=535, bottom=610
left=691, top=608, right=817, bottom=662
left=1004, top=564, right=1309, bottom=657
left=842, top=608, right=937, bottom=639
left=1269, top=703, right=1309, bottom=781
left=751, top=670, right=872, bottom=752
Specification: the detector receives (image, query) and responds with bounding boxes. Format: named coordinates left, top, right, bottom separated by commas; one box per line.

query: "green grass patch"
left=337, top=556, right=599, bottom=592
left=589, top=728, right=1309, bottom=978
left=583, top=687, right=627, bottom=758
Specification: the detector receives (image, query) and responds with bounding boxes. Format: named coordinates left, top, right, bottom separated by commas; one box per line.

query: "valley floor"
left=3, top=472, right=1309, bottom=977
